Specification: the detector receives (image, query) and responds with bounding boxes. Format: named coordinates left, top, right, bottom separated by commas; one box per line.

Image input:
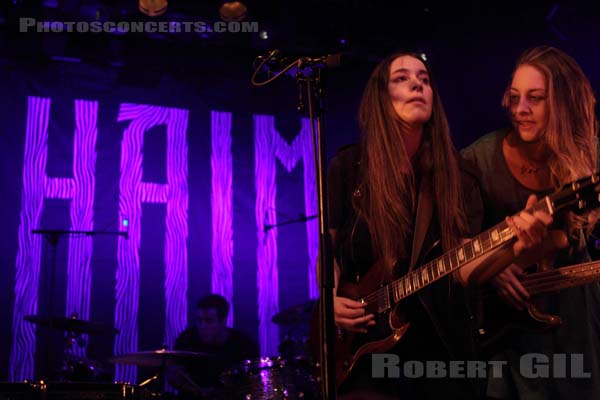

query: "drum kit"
left=1, top=301, right=319, bottom=399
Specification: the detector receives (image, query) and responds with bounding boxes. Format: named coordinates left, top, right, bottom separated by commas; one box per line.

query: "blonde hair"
left=503, top=46, right=599, bottom=239
left=502, top=46, right=598, bottom=188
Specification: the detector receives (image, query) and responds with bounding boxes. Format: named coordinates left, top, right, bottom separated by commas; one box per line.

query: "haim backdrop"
left=0, top=52, right=369, bottom=384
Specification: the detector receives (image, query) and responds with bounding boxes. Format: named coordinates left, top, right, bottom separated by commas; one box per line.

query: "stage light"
left=259, top=30, right=269, bottom=40
left=139, top=0, right=168, bottom=17
left=219, top=1, right=247, bottom=22
left=123, top=219, right=129, bottom=227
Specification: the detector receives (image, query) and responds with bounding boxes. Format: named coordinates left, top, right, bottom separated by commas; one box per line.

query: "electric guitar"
left=476, top=254, right=600, bottom=355
left=310, top=173, right=600, bottom=389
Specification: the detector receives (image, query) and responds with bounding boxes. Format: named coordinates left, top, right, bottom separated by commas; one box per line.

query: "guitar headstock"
left=547, top=173, right=600, bottom=214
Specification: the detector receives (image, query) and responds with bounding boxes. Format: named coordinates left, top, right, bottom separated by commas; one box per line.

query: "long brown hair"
left=503, top=46, right=599, bottom=239
left=356, top=52, right=467, bottom=267
left=502, top=46, right=598, bottom=188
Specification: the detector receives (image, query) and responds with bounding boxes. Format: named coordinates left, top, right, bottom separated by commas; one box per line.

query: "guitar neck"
left=521, top=260, right=600, bottom=295
left=369, top=197, right=554, bottom=311
left=387, top=221, right=513, bottom=302
left=363, top=172, right=600, bottom=313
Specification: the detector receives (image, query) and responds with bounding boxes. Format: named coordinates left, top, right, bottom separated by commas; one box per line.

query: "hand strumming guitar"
left=333, top=296, right=376, bottom=333
left=491, top=263, right=529, bottom=310
left=492, top=194, right=553, bottom=309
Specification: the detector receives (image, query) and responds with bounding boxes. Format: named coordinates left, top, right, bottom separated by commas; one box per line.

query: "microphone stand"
left=252, top=52, right=337, bottom=400
left=31, top=228, right=127, bottom=379
left=308, top=67, right=337, bottom=400
left=264, top=214, right=317, bottom=233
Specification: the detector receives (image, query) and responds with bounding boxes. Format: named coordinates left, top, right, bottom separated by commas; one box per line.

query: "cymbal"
left=24, top=315, right=119, bottom=335
left=109, top=349, right=211, bottom=367
left=272, top=300, right=316, bottom=325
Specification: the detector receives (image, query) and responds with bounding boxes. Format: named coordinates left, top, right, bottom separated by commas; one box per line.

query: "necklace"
left=503, top=132, right=549, bottom=177
left=520, top=162, right=544, bottom=174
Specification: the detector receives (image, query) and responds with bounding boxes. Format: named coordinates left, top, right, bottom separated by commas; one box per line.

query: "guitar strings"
left=356, top=178, right=599, bottom=311
left=478, top=264, right=600, bottom=299
left=361, top=224, right=515, bottom=306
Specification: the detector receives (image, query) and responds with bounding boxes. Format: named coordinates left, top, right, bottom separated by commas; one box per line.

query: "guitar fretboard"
left=365, top=198, right=553, bottom=312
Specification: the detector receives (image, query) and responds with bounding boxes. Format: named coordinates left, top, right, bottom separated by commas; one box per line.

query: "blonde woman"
left=462, top=45, right=600, bottom=399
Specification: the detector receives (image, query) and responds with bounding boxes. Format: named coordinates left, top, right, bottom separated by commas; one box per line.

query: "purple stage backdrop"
left=0, top=58, right=345, bottom=383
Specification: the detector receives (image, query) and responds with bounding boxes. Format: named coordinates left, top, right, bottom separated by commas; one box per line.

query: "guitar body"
left=308, top=175, right=600, bottom=388
left=475, top=231, right=568, bottom=357
left=475, top=285, right=562, bottom=357
left=309, top=259, right=412, bottom=389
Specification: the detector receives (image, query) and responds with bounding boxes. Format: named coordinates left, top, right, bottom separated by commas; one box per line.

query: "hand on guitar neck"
left=480, top=194, right=568, bottom=311
left=478, top=194, right=554, bottom=310
left=508, top=194, right=554, bottom=258
left=476, top=194, right=554, bottom=310
left=457, top=194, right=553, bottom=286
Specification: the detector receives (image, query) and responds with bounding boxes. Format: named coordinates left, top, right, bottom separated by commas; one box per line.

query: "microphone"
left=255, top=49, right=288, bottom=65
left=256, top=50, right=354, bottom=71
left=252, top=50, right=361, bottom=86
left=300, top=53, right=344, bottom=68
left=266, top=49, right=281, bottom=59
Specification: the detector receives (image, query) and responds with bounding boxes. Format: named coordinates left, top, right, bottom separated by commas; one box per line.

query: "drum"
left=38, top=382, right=137, bottom=400
left=57, top=357, right=112, bottom=382
left=1, top=381, right=171, bottom=400
left=0, top=382, right=40, bottom=400
left=221, top=357, right=316, bottom=399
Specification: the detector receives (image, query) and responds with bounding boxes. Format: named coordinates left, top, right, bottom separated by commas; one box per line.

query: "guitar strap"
left=409, top=174, right=434, bottom=272
left=408, top=174, right=469, bottom=364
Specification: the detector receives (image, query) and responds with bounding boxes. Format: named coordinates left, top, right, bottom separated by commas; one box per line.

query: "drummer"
left=167, top=294, right=259, bottom=398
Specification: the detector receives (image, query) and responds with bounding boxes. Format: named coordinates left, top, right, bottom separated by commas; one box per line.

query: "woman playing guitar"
left=461, top=46, right=600, bottom=399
